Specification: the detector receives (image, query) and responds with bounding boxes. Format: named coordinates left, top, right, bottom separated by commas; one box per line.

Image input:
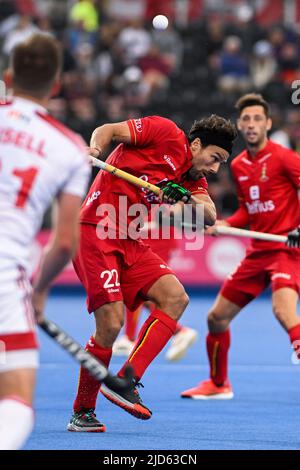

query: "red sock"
left=207, top=330, right=230, bottom=386
left=118, top=308, right=177, bottom=380
left=125, top=305, right=142, bottom=342
left=73, top=336, right=112, bottom=412
left=145, top=304, right=182, bottom=336
left=288, top=324, right=300, bottom=360
left=175, top=323, right=183, bottom=335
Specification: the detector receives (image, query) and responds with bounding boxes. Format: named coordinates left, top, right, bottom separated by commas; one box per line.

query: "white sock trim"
left=0, top=397, right=34, bottom=450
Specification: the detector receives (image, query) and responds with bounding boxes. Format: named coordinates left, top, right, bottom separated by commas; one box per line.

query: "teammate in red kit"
left=181, top=93, right=300, bottom=400
left=67, top=114, right=237, bottom=431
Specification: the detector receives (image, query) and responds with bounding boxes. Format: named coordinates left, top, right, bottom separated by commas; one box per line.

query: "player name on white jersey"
left=0, top=127, right=46, bottom=157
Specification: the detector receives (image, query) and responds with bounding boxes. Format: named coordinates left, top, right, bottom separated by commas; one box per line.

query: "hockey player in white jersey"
left=0, top=34, right=90, bottom=449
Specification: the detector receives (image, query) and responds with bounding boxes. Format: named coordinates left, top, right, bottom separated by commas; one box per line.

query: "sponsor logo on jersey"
left=140, top=175, right=168, bottom=203
left=133, top=118, right=142, bottom=133
left=6, top=109, right=31, bottom=123
left=246, top=200, right=275, bottom=214
left=238, top=175, right=249, bottom=182
left=163, top=155, right=176, bottom=171
left=86, top=190, right=101, bottom=205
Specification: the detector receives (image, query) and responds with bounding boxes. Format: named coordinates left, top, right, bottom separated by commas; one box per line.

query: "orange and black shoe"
left=100, top=380, right=152, bottom=420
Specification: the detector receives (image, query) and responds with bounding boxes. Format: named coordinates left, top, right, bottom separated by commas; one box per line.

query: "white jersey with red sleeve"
left=0, top=97, right=90, bottom=271
left=226, top=140, right=300, bottom=251
left=0, top=97, right=90, bottom=365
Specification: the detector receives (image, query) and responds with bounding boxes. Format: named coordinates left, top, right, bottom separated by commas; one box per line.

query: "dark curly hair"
left=188, top=114, right=237, bottom=154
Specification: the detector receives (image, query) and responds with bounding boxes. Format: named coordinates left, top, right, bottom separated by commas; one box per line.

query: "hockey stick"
left=39, top=318, right=133, bottom=390
left=90, top=157, right=287, bottom=243
left=177, top=222, right=287, bottom=242
left=213, top=225, right=287, bottom=243
left=90, top=156, right=198, bottom=203
left=141, top=221, right=287, bottom=243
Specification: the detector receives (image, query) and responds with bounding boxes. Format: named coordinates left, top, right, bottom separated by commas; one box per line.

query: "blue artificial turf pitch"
left=24, top=291, right=300, bottom=450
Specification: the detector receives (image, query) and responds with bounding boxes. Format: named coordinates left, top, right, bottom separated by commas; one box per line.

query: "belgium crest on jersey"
left=260, top=162, right=269, bottom=182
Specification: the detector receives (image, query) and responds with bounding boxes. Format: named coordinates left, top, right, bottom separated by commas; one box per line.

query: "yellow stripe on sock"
left=128, top=319, right=159, bottom=363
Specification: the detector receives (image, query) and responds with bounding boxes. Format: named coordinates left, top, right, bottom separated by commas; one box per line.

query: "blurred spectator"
left=69, top=0, right=99, bottom=32
left=36, top=15, right=53, bottom=35
left=67, top=14, right=97, bottom=53
left=206, top=166, right=238, bottom=217
left=227, top=4, right=264, bottom=54
left=47, top=97, right=69, bottom=124
left=286, top=109, right=300, bottom=153
left=250, top=40, right=277, bottom=90
left=268, top=25, right=286, bottom=58
left=34, top=0, right=57, bottom=17
left=0, top=18, right=16, bottom=39
left=120, top=65, right=150, bottom=107
left=270, top=128, right=292, bottom=149
left=3, top=14, right=40, bottom=56
left=104, top=95, right=127, bottom=122
left=218, top=35, right=251, bottom=94
left=138, top=44, right=171, bottom=100
left=118, top=18, right=151, bottom=65
left=203, top=15, right=225, bottom=57
left=73, top=42, right=98, bottom=95
left=14, top=0, right=37, bottom=16
left=278, top=42, right=300, bottom=86
left=92, top=21, right=123, bottom=88
left=105, top=0, right=146, bottom=21
left=0, top=0, right=17, bottom=22
left=44, top=0, right=68, bottom=33
left=68, top=97, right=99, bottom=143
left=269, top=106, right=292, bottom=149
left=152, top=22, right=183, bottom=72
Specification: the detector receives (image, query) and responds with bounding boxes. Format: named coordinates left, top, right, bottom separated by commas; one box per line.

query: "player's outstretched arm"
left=159, top=182, right=217, bottom=225
left=89, top=121, right=132, bottom=157
left=32, top=193, right=82, bottom=323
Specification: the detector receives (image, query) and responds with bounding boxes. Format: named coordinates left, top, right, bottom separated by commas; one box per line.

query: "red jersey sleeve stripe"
left=36, top=111, right=85, bottom=151
left=127, top=119, right=137, bottom=145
